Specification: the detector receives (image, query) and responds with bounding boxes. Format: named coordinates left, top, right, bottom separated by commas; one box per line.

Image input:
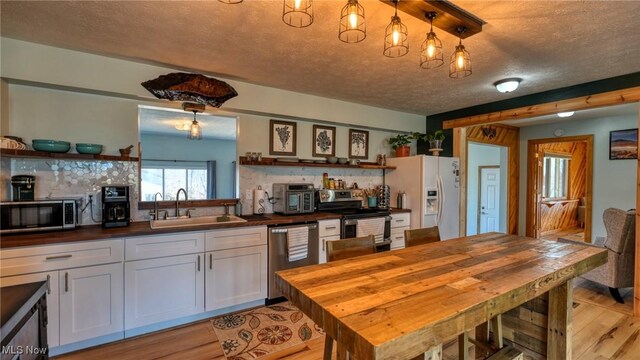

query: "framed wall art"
left=312, top=125, right=336, bottom=157
left=349, top=129, right=369, bottom=159
left=269, top=120, right=297, bottom=156
left=609, top=128, right=638, bottom=160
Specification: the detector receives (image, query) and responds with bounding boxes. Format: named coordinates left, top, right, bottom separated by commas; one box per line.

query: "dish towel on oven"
left=356, top=218, right=385, bottom=243
left=287, top=226, right=309, bottom=262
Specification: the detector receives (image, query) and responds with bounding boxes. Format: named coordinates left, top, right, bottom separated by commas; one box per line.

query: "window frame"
left=541, top=152, right=571, bottom=201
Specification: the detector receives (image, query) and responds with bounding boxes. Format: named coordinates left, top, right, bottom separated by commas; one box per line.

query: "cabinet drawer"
left=390, top=227, right=408, bottom=250
left=125, top=232, right=204, bottom=261
left=318, top=219, right=341, bottom=237
left=205, top=226, right=267, bottom=252
left=390, top=213, right=411, bottom=229
left=0, top=239, right=124, bottom=277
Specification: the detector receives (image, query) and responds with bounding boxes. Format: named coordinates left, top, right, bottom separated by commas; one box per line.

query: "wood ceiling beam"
left=379, top=0, right=485, bottom=39
left=442, top=86, right=640, bottom=129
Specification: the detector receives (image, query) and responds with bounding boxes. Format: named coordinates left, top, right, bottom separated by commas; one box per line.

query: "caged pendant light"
left=188, top=110, right=203, bottom=140
left=283, top=0, right=314, bottom=28
left=449, top=26, right=472, bottom=79
left=420, top=12, right=444, bottom=69
left=338, top=0, right=366, bottom=43
left=383, top=0, right=408, bottom=58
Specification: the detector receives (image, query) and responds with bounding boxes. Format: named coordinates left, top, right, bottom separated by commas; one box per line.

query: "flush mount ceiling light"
left=339, top=0, right=366, bottom=43
left=383, top=0, right=409, bottom=58
left=557, top=111, right=575, bottom=118
left=449, top=26, right=472, bottom=79
left=494, top=78, right=522, bottom=93
left=283, top=0, right=314, bottom=28
left=420, top=11, right=444, bottom=69
left=218, top=0, right=243, bottom=3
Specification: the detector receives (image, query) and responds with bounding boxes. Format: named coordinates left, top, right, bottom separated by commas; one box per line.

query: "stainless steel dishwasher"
left=267, top=222, right=319, bottom=301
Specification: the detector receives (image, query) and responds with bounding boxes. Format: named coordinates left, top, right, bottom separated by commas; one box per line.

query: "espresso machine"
left=101, top=185, right=130, bottom=228
left=11, top=175, right=35, bottom=201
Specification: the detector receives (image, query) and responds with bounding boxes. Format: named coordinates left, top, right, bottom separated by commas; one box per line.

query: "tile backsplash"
left=239, top=165, right=384, bottom=215
left=2, top=158, right=140, bottom=225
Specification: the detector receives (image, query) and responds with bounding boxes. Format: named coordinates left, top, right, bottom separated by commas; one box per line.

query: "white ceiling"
left=139, top=106, right=237, bottom=140
left=1, top=1, right=640, bottom=116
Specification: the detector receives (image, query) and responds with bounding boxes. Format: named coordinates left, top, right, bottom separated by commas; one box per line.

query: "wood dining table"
left=275, top=233, right=607, bottom=360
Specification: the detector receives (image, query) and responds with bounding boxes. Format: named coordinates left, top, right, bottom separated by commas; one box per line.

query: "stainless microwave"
left=272, top=183, right=315, bottom=215
left=0, top=199, right=78, bottom=234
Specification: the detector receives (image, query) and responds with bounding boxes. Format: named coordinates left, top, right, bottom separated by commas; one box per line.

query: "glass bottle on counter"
left=323, top=173, right=329, bottom=189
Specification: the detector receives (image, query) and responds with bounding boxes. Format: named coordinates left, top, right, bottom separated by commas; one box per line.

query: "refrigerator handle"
left=437, top=176, right=444, bottom=226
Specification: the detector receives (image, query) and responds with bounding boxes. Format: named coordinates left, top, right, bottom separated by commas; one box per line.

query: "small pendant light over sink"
left=182, top=102, right=205, bottom=140
left=449, top=26, right=472, bottom=79
left=283, top=0, right=314, bottom=28
left=339, top=0, right=366, bottom=43
left=383, top=0, right=408, bottom=58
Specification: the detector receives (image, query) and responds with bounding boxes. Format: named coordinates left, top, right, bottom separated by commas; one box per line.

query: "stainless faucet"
left=150, top=192, right=165, bottom=220
left=176, top=188, right=188, bottom=218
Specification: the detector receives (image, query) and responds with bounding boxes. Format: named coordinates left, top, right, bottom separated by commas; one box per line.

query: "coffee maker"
left=11, top=175, right=35, bottom=201
left=101, top=185, right=130, bottom=228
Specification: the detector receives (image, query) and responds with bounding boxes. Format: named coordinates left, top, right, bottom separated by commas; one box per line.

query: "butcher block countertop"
left=1, top=208, right=409, bottom=248
left=276, top=232, right=607, bottom=360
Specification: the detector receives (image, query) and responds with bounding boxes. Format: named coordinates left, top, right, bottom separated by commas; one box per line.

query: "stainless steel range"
left=316, top=189, right=392, bottom=251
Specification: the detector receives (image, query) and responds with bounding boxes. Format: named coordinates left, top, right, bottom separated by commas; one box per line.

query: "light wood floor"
left=540, top=227, right=585, bottom=242
left=55, top=280, right=637, bottom=360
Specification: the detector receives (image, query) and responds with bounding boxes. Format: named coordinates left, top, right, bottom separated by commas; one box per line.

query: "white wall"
left=140, top=134, right=237, bottom=199
left=518, top=113, right=638, bottom=241
left=467, top=143, right=508, bottom=235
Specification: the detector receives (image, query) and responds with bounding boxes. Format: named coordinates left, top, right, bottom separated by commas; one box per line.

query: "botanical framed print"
left=349, top=129, right=369, bottom=159
left=609, top=128, right=638, bottom=160
left=312, top=125, right=336, bottom=157
left=269, top=120, right=297, bottom=156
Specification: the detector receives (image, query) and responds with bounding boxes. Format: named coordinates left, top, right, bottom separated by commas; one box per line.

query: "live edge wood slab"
left=275, top=233, right=607, bottom=360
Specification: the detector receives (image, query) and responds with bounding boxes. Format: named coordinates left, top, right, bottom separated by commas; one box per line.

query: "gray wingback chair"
left=559, top=208, right=635, bottom=303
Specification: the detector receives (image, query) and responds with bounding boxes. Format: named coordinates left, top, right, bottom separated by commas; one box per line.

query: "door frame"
left=525, top=135, right=594, bottom=242
left=477, top=165, right=501, bottom=233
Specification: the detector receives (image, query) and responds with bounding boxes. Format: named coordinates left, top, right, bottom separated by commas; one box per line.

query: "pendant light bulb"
left=420, top=12, right=444, bottom=69
left=294, top=0, right=301, bottom=10
left=449, top=27, right=472, bottom=79
left=188, top=111, right=202, bottom=140
left=339, top=0, right=366, bottom=43
left=383, top=1, right=408, bottom=58
left=283, top=0, right=314, bottom=28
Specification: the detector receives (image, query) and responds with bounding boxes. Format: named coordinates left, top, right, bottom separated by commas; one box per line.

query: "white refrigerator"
left=386, top=155, right=460, bottom=240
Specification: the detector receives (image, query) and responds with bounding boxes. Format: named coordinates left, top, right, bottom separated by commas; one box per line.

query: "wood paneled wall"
left=464, top=124, right=519, bottom=234
left=538, top=141, right=587, bottom=233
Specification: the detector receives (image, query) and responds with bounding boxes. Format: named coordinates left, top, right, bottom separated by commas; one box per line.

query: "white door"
left=479, top=167, right=500, bottom=233
left=205, top=245, right=267, bottom=311
left=1, top=271, right=60, bottom=347
left=125, top=254, right=204, bottom=329
left=59, top=263, right=123, bottom=345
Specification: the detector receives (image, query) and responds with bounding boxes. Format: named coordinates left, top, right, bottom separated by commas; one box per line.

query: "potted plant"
left=388, top=134, right=413, bottom=157
left=426, top=130, right=445, bottom=150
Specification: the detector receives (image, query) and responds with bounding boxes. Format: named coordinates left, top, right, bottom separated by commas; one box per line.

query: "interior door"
left=479, top=166, right=500, bottom=233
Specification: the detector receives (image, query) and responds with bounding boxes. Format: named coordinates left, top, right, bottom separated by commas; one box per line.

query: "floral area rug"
left=211, top=301, right=324, bottom=360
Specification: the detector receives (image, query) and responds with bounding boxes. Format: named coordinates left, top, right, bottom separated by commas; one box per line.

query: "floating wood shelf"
left=239, top=156, right=396, bottom=170
left=542, top=199, right=580, bottom=207
left=1, top=148, right=139, bottom=162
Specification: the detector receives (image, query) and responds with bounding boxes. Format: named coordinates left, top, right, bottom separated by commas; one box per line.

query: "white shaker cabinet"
left=204, top=226, right=267, bottom=311
left=124, top=253, right=204, bottom=329
left=59, top=263, right=124, bottom=345
left=123, top=232, right=205, bottom=330
left=390, top=212, right=411, bottom=250
left=318, top=219, right=341, bottom=264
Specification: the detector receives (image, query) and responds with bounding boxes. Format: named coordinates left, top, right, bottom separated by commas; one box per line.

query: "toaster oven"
left=272, top=183, right=315, bottom=215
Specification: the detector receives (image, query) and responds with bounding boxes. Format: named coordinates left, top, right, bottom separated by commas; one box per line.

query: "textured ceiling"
left=139, top=107, right=237, bottom=140
left=1, top=1, right=640, bottom=116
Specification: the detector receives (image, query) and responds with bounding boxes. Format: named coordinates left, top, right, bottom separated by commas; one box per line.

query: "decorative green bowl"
left=32, top=139, right=71, bottom=153
left=76, top=143, right=103, bottom=155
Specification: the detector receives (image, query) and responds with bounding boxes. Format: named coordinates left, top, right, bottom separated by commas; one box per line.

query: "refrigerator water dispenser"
left=425, top=187, right=439, bottom=215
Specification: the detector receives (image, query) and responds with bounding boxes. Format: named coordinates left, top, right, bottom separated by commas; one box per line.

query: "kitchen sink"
left=150, top=215, right=247, bottom=229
